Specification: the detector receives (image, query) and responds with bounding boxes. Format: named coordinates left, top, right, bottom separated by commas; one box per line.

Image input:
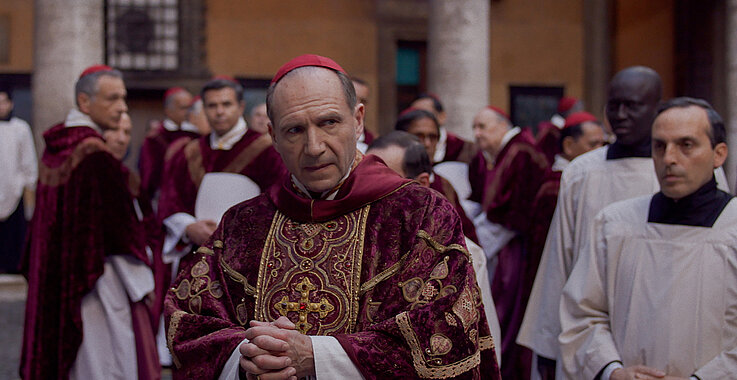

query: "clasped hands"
left=611, top=366, right=688, bottom=380
left=239, top=316, right=315, bottom=380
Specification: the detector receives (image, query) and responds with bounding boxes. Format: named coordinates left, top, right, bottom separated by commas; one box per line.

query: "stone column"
left=32, top=0, right=104, bottom=145
left=427, top=0, right=489, bottom=141
left=583, top=0, right=613, bottom=120
left=725, top=0, right=737, bottom=189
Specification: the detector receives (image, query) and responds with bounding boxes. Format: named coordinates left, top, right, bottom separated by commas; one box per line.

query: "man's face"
left=81, top=75, right=128, bottom=130
left=103, top=113, right=132, bottom=160
left=269, top=68, right=364, bottom=194
left=473, top=109, right=508, bottom=157
left=564, top=121, right=605, bottom=160
left=605, top=75, right=659, bottom=146
left=406, top=117, right=439, bottom=160
left=367, top=145, right=406, bottom=177
left=249, top=103, right=269, bottom=134
left=652, top=106, right=727, bottom=200
left=203, top=87, right=245, bottom=137
left=165, top=91, right=193, bottom=126
left=353, top=81, right=369, bottom=107
left=0, top=92, right=13, bottom=119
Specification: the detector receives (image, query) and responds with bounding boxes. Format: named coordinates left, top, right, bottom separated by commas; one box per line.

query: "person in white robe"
left=560, top=97, right=737, bottom=380
left=518, top=67, right=730, bottom=379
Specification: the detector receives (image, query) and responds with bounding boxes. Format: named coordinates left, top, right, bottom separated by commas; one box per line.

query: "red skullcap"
left=164, top=87, right=187, bottom=102
left=79, top=64, right=113, bottom=79
left=486, top=106, right=510, bottom=121
left=564, top=111, right=598, bottom=129
left=557, top=96, right=579, bottom=113
left=271, top=54, right=347, bottom=84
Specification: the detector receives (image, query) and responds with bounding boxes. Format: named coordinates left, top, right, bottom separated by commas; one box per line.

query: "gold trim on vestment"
left=197, top=246, right=214, bottom=255
left=167, top=310, right=186, bottom=369
left=220, top=255, right=256, bottom=296
left=358, top=250, right=410, bottom=296
left=417, top=230, right=471, bottom=259
left=479, top=335, right=495, bottom=351
left=396, top=312, right=481, bottom=378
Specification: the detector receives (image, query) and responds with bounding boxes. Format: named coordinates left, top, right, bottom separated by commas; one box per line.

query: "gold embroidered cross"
left=274, top=277, right=335, bottom=333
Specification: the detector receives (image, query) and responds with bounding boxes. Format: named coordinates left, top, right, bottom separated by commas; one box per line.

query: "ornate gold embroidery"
left=479, top=335, right=495, bottom=351
left=399, top=256, right=455, bottom=310
left=213, top=240, right=224, bottom=249
left=196, top=246, right=214, bottom=255
left=445, top=312, right=458, bottom=327
left=359, top=250, right=409, bottom=296
left=365, top=300, right=382, bottom=323
left=396, top=312, right=482, bottom=378
left=451, top=285, right=479, bottom=332
left=173, top=257, right=222, bottom=314
left=274, top=277, right=335, bottom=333
left=254, top=206, right=369, bottom=335
left=430, top=334, right=453, bottom=356
left=167, top=310, right=186, bottom=369
left=469, top=329, right=478, bottom=344
left=220, top=256, right=256, bottom=296
left=417, top=230, right=470, bottom=259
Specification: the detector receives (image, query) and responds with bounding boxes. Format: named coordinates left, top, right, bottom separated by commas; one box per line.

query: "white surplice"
left=517, top=145, right=730, bottom=363
left=559, top=196, right=737, bottom=379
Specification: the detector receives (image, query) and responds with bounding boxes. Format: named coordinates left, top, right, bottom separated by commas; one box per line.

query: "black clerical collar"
left=606, top=140, right=651, bottom=160
left=648, top=176, right=733, bottom=227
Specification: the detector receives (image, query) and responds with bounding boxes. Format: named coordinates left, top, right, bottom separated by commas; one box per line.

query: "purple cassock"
left=157, top=129, right=287, bottom=222
left=481, top=129, right=551, bottom=380
left=138, top=122, right=201, bottom=202
left=164, top=154, right=501, bottom=379
left=20, top=124, right=158, bottom=380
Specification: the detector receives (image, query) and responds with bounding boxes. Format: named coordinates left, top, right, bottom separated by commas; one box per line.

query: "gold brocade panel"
left=254, top=206, right=370, bottom=334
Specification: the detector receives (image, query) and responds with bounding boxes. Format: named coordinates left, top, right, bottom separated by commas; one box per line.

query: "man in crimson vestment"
left=138, top=87, right=201, bottom=205
left=164, top=54, right=500, bottom=379
left=157, top=77, right=287, bottom=259
left=20, top=65, right=159, bottom=380
left=473, top=105, right=550, bottom=380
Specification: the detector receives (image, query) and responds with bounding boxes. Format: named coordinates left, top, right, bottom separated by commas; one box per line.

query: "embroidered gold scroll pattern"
left=359, top=249, right=410, bottom=296
left=254, top=206, right=369, bottom=335
left=399, top=256, right=456, bottom=310
left=396, top=312, right=482, bottom=379
left=172, top=256, right=223, bottom=314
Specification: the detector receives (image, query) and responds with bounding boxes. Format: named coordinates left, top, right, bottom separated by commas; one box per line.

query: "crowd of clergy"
left=3, top=53, right=736, bottom=380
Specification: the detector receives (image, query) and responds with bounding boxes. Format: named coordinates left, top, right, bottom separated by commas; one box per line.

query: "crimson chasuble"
left=429, top=173, right=479, bottom=244
left=164, top=155, right=501, bottom=379
left=481, top=129, right=550, bottom=380
left=157, top=129, right=287, bottom=221
left=138, top=122, right=201, bottom=201
left=20, top=124, right=152, bottom=379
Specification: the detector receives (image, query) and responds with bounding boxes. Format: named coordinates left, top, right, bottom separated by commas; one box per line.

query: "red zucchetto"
left=271, top=54, right=347, bottom=84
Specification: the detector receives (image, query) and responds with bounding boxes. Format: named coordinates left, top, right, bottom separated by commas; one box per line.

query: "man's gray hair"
left=265, top=66, right=356, bottom=123
left=74, top=69, right=124, bottom=107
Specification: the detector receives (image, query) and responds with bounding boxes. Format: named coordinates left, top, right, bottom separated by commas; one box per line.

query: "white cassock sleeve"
left=558, top=211, right=620, bottom=380
left=18, top=119, right=38, bottom=190
left=218, top=336, right=364, bottom=380
left=162, top=212, right=196, bottom=277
